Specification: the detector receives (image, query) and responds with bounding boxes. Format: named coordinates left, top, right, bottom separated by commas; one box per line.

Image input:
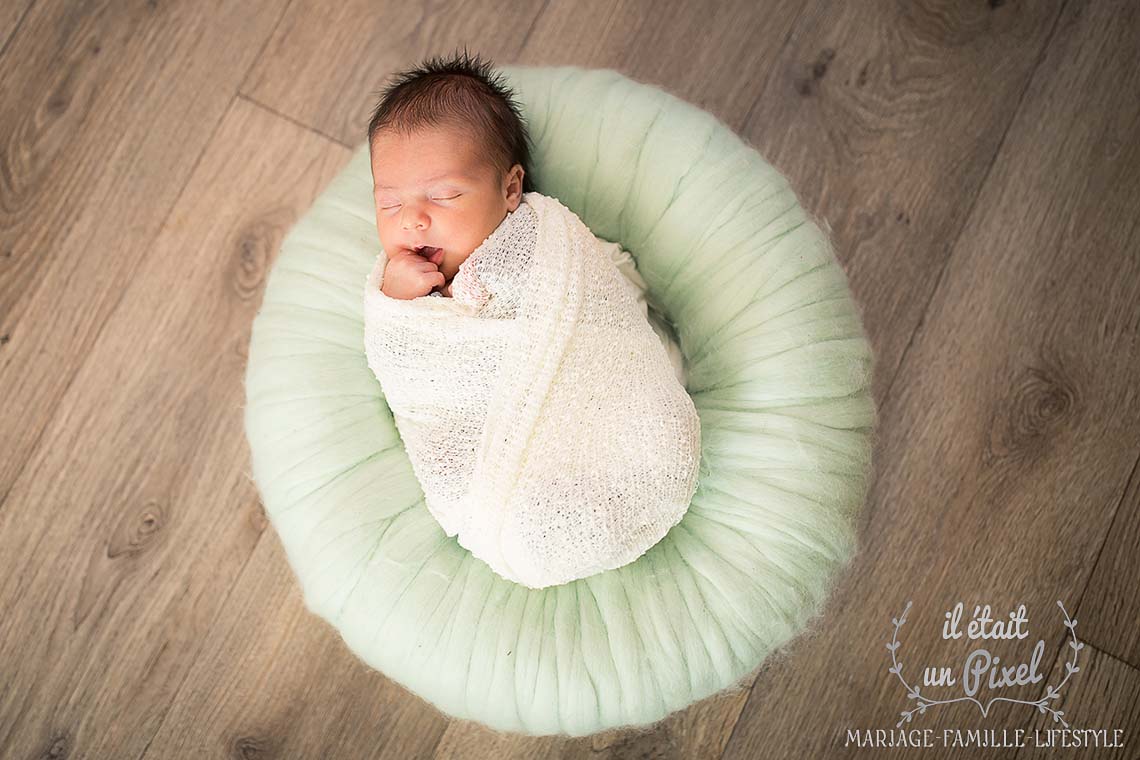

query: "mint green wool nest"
left=243, top=65, right=876, bottom=737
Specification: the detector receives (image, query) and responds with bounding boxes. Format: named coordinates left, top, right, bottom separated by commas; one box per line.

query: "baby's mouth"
left=414, top=245, right=444, bottom=266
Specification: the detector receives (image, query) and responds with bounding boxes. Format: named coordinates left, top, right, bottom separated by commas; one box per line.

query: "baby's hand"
left=381, top=250, right=446, bottom=300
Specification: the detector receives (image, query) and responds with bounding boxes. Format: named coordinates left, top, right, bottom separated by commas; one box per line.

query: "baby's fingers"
left=418, top=264, right=445, bottom=288
left=415, top=269, right=445, bottom=290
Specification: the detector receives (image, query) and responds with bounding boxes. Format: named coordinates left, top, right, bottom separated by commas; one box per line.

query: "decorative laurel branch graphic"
left=887, top=600, right=1082, bottom=729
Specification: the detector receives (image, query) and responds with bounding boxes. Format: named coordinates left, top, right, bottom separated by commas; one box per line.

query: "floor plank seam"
left=235, top=92, right=355, bottom=151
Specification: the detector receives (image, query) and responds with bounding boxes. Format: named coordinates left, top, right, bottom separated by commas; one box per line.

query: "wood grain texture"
left=1019, top=643, right=1140, bottom=757
left=0, top=0, right=1138, bottom=757
left=241, top=0, right=548, bottom=148
left=138, top=469, right=448, bottom=760
left=740, top=0, right=1068, bottom=405
left=0, top=0, right=35, bottom=56
left=0, top=95, right=350, bottom=759
left=519, top=0, right=806, bottom=134
left=1078, top=454, right=1140, bottom=669
left=0, top=0, right=285, bottom=506
left=725, top=0, right=1140, bottom=756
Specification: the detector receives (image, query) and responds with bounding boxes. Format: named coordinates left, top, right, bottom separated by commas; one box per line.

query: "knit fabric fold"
left=363, top=191, right=700, bottom=589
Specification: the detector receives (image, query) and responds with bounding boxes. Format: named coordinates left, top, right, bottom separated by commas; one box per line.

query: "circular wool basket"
left=243, top=65, right=877, bottom=738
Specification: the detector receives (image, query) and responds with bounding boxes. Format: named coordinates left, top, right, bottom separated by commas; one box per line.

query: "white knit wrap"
left=363, top=191, right=701, bottom=589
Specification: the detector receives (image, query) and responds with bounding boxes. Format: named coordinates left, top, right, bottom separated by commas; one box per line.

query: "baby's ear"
left=505, top=163, right=524, bottom=210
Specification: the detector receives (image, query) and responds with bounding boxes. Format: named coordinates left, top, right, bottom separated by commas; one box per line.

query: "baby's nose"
left=401, top=208, right=429, bottom=230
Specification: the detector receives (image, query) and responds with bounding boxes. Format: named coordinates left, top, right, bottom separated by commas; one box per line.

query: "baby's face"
left=370, top=124, right=523, bottom=283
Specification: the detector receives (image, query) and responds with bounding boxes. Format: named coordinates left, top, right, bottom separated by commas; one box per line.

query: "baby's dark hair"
left=366, top=48, right=535, bottom=194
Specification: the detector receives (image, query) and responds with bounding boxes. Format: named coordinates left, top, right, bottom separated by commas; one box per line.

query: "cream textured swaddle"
left=362, top=191, right=700, bottom=589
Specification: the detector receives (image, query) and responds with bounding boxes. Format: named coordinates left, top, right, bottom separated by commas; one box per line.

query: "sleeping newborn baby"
left=370, top=116, right=518, bottom=305
left=363, top=52, right=700, bottom=589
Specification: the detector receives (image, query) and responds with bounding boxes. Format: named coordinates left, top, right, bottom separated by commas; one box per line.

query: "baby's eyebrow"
left=376, top=173, right=470, bottom=190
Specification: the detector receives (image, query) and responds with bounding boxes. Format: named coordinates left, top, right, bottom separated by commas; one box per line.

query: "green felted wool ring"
left=243, top=65, right=876, bottom=738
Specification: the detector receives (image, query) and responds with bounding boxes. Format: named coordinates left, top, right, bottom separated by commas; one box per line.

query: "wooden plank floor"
left=1, top=0, right=1137, bottom=757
